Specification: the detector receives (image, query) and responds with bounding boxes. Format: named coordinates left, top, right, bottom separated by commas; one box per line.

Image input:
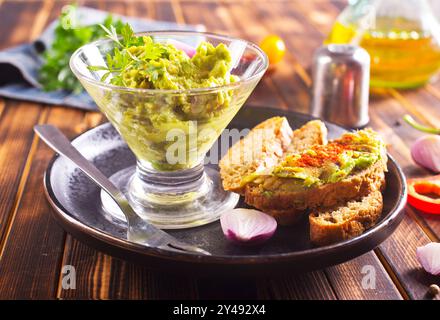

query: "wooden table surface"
left=0, top=0, right=439, bottom=300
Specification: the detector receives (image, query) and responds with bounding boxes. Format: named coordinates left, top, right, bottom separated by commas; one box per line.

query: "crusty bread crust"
left=244, top=156, right=387, bottom=212
left=309, top=190, right=383, bottom=246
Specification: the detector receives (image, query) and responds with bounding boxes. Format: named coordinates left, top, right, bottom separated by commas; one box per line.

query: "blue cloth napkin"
left=0, top=7, right=204, bottom=110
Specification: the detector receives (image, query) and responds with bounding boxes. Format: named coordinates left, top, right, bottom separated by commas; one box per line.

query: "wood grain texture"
left=0, top=1, right=42, bottom=49
left=58, top=236, right=199, bottom=299
left=0, top=107, right=84, bottom=299
left=0, top=0, right=439, bottom=300
left=378, top=213, right=439, bottom=300
left=220, top=0, right=301, bottom=111
left=180, top=0, right=288, bottom=109
left=325, top=253, right=402, bottom=300
left=0, top=102, right=43, bottom=248
left=0, top=0, right=50, bottom=258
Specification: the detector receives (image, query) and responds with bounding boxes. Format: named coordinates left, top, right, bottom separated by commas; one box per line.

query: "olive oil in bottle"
left=326, top=0, right=440, bottom=89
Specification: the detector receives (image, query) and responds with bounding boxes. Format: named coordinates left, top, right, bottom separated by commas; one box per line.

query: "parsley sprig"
left=88, top=24, right=166, bottom=87
left=39, top=5, right=125, bottom=92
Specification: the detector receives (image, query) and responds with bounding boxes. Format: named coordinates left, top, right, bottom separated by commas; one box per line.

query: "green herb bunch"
left=39, top=5, right=124, bottom=93
left=88, top=24, right=171, bottom=87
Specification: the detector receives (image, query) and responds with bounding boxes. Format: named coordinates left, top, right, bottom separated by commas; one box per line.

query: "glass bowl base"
left=100, top=165, right=239, bottom=229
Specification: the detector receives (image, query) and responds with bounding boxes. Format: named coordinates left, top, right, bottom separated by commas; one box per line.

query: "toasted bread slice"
left=244, top=129, right=387, bottom=222
left=245, top=158, right=386, bottom=211
left=219, top=118, right=327, bottom=194
left=309, top=190, right=383, bottom=246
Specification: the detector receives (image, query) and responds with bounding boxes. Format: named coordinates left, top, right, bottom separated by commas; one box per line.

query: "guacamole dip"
left=272, top=130, right=385, bottom=187
left=117, top=37, right=237, bottom=91
left=87, top=25, right=244, bottom=171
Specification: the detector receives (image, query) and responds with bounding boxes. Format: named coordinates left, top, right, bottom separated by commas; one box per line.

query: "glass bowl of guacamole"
left=70, top=28, right=268, bottom=229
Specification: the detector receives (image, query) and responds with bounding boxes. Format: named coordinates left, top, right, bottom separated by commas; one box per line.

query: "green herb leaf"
left=101, top=72, right=112, bottom=82
left=38, top=5, right=124, bottom=92
left=87, top=65, right=109, bottom=71
left=120, top=23, right=134, bottom=46
left=100, top=23, right=122, bottom=47
left=89, top=23, right=169, bottom=85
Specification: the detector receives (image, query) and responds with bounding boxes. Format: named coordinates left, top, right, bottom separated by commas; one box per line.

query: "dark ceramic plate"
left=44, top=107, right=407, bottom=275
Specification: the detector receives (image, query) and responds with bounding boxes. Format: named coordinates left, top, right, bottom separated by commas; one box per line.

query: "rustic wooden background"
left=0, top=0, right=439, bottom=300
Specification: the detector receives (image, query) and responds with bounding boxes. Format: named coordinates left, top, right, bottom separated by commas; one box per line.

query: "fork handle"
left=34, top=125, right=124, bottom=202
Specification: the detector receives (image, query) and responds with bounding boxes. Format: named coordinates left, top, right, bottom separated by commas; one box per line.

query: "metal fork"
left=34, top=125, right=210, bottom=256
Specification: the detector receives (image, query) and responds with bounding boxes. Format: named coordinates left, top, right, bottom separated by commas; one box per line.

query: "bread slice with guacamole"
left=219, top=117, right=327, bottom=195
left=243, top=129, right=387, bottom=224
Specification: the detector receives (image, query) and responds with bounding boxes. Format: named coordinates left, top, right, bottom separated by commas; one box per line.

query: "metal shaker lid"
left=310, top=44, right=370, bottom=128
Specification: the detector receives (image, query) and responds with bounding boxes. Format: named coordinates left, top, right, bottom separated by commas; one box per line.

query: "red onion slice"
left=411, top=135, right=440, bottom=173
left=220, top=209, right=277, bottom=245
left=416, top=242, right=440, bottom=275
left=166, top=39, right=196, bottom=57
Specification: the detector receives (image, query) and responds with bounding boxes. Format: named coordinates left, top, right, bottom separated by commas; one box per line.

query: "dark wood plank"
left=377, top=88, right=440, bottom=246
left=378, top=213, right=439, bottom=300
left=154, top=0, right=177, bottom=22
left=221, top=1, right=309, bottom=113
left=178, top=0, right=287, bottom=109
left=418, top=209, right=440, bottom=241
left=268, top=1, right=325, bottom=68
left=104, top=0, right=127, bottom=16
left=387, top=89, right=440, bottom=131
left=394, top=88, right=440, bottom=143
left=295, top=0, right=338, bottom=37
left=45, top=0, right=70, bottom=24
left=0, top=0, right=90, bottom=299
left=0, top=0, right=43, bottom=49
left=81, top=0, right=103, bottom=10
left=0, top=102, right=44, bottom=248
left=365, top=95, right=440, bottom=300
left=0, top=0, right=53, bottom=257
left=325, top=253, right=402, bottom=300
left=0, top=107, right=86, bottom=299
left=59, top=237, right=198, bottom=299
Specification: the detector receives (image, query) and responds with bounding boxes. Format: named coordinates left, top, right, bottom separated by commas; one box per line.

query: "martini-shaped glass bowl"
left=70, top=31, right=268, bottom=229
